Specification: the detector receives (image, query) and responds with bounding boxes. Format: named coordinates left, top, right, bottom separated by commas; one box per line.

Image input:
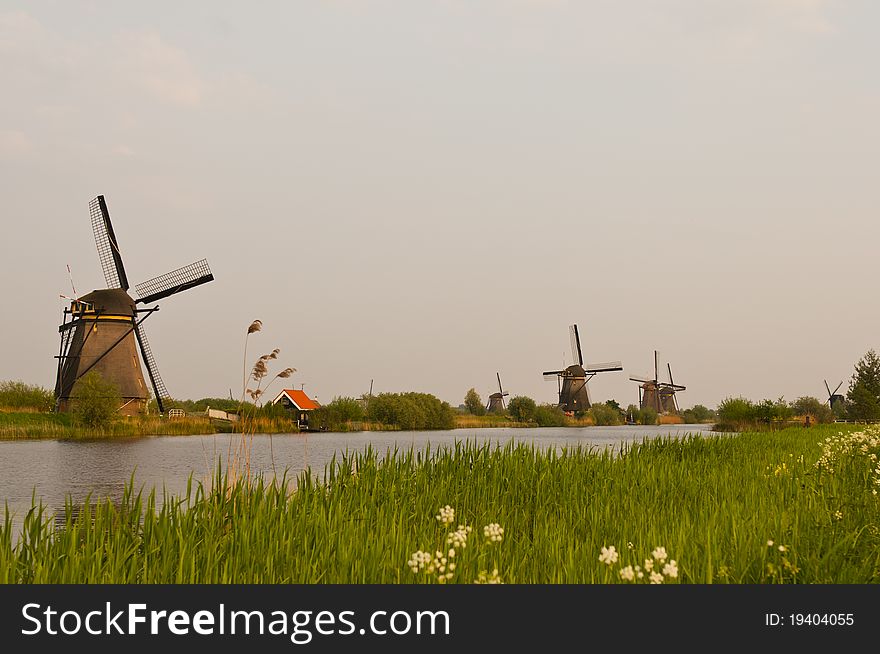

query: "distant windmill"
left=629, top=351, right=686, bottom=414
left=486, top=372, right=509, bottom=413
left=54, top=195, right=214, bottom=415
left=824, top=380, right=844, bottom=411
left=543, top=324, right=623, bottom=413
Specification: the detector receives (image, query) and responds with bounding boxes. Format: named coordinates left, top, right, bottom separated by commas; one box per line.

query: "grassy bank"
left=1, top=424, right=878, bottom=583
left=0, top=410, right=303, bottom=440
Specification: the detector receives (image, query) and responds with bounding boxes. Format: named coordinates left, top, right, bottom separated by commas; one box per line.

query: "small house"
left=272, top=389, right=320, bottom=430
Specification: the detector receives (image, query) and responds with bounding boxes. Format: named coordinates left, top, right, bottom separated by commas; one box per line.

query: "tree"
left=847, top=350, right=880, bottom=420
left=790, top=397, right=834, bottom=424
left=507, top=396, right=537, bottom=423
left=71, top=371, right=121, bottom=429
left=464, top=388, right=486, bottom=416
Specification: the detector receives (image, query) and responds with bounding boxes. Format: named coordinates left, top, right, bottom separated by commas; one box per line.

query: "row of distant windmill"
left=485, top=324, right=687, bottom=415
left=485, top=324, right=847, bottom=416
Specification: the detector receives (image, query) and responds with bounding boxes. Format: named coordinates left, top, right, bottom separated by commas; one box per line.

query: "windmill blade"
left=823, top=379, right=832, bottom=398
left=654, top=350, right=659, bottom=383
left=135, top=259, right=214, bottom=304
left=832, top=381, right=843, bottom=396
left=89, top=195, right=129, bottom=290
left=543, top=371, right=563, bottom=380
left=569, top=324, right=584, bottom=367
left=584, top=361, right=623, bottom=373
left=629, top=375, right=653, bottom=384
left=133, top=323, right=170, bottom=413
left=667, top=363, right=675, bottom=385
left=496, top=372, right=504, bottom=395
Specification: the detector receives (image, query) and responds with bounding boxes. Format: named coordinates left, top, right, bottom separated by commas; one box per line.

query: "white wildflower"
left=436, top=505, right=455, bottom=526
left=652, top=546, right=668, bottom=562
left=649, top=571, right=664, bottom=584
left=662, top=560, right=679, bottom=578
left=619, top=565, right=635, bottom=582
left=483, top=523, right=504, bottom=543
left=643, top=558, right=654, bottom=572
left=599, top=545, right=619, bottom=565
left=446, top=524, right=472, bottom=549
left=475, top=569, right=503, bottom=584
left=407, top=550, right=432, bottom=573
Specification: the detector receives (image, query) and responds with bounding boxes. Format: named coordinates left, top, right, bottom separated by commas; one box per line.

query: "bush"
left=717, top=397, right=756, bottom=426
left=682, top=404, right=715, bottom=424
left=71, top=372, right=121, bottom=429
left=365, top=392, right=455, bottom=430
left=588, top=403, right=622, bottom=426
left=309, top=396, right=366, bottom=430
left=639, top=407, right=658, bottom=426
left=464, top=388, right=486, bottom=416
left=534, top=404, right=566, bottom=427
left=0, top=380, right=54, bottom=411
left=507, top=396, right=537, bottom=423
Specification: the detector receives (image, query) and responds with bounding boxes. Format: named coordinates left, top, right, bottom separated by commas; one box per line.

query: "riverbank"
left=0, top=410, right=298, bottom=440
left=0, top=409, right=695, bottom=440
left=1, top=423, right=876, bottom=583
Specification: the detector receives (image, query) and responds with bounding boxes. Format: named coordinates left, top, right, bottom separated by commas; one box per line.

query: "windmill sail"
left=569, top=324, right=584, bottom=367
left=133, top=323, right=170, bottom=412
left=90, top=195, right=129, bottom=290
left=135, top=259, right=214, bottom=304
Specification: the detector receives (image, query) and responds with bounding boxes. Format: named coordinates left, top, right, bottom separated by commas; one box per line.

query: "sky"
left=1, top=0, right=878, bottom=410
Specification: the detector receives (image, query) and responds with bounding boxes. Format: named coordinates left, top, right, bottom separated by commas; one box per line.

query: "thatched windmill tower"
left=486, top=372, right=509, bottom=413
left=628, top=351, right=686, bottom=414
left=542, top=324, right=623, bottom=413
left=54, top=195, right=214, bottom=415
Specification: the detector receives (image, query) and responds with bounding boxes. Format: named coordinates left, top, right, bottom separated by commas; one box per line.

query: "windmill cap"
left=78, top=288, right=137, bottom=315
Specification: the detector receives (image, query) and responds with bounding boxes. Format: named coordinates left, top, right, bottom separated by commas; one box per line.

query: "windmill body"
left=558, top=364, right=591, bottom=412
left=543, top=325, right=622, bottom=413
left=486, top=372, right=509, bottom=413
left=56, top=289, right=149, bottom=414
left=54, top=195, right=214, bottom=415
left=629, top=351, right=686, bottom=414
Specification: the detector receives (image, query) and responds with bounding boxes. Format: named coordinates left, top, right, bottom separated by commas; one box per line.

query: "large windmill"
left=628, top=350, right=686, bottom=414
left=824, top=379, right=844, bottom=412
left=486, top=372, right=509, bottom=413
left=542, top=324, right=623, bottom=413
left=54, top=195, right=214, bottom=415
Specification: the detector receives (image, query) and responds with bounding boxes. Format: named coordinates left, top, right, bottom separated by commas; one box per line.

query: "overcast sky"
left=1, top=1, right=878, bottom=409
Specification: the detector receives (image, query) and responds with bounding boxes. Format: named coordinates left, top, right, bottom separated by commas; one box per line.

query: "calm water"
left=0, top=424, right=713, bottom=522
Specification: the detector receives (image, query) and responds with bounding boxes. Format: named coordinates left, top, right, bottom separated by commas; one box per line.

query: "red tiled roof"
left=278, top=389, right=320, bottom=410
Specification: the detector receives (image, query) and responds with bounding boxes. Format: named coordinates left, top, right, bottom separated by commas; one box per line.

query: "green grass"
left=1, top=424, right=878, bottom=583
left=0, top=410, right=304, bottom=440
